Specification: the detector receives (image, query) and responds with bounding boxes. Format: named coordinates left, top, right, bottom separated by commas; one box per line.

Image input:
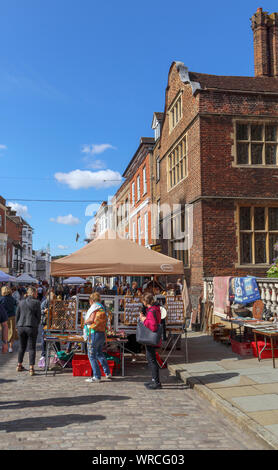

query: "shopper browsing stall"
left=16, top=287, right=41, bottom=375
left=140, top=293, right=162, bottom=390
left=84, top=292, right=112, bottom=383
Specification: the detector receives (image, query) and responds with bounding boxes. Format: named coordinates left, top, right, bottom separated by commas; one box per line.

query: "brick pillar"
left=251, top=8, right=270, bottom=77
left=269, top=13, right=278, bottom=77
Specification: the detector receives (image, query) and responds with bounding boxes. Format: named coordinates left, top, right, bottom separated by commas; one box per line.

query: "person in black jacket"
left=16, top=287, right=41, bottom=375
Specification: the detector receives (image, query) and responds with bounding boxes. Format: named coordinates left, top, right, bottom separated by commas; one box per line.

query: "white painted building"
left=21, top=220, right=35, bottom=276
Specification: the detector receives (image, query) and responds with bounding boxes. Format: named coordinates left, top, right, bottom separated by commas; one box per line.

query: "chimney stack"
left=251, top=8, right=278, bottom=77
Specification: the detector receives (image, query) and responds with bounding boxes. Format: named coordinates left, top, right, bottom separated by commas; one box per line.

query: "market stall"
left=204, top=275, right=278, bottom=367
left=16, top=273, right=39, bottom=284
left=47, top=231, right=186, bottom=376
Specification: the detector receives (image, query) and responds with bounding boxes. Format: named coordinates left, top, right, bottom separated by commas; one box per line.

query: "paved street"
left=0, top=343, right=267, bottom=450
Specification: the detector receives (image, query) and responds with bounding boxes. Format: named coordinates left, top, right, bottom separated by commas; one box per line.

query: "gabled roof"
left=189, top=71, right=278, bottom=94
left=122, top=137, right=155, bottom=178
left=151, top=112, right=164, bottom=129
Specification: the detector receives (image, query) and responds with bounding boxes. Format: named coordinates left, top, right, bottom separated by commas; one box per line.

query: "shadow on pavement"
left=185, top=372, right=239, bottom=386
left=0, top=414, right=105, bottom=433
left=0, top=394, right=130, bottom=410
left=0, top=379, right=16, bottom=384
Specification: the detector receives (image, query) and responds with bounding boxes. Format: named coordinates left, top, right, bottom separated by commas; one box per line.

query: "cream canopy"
left=51, top=231, right=184, bottom=277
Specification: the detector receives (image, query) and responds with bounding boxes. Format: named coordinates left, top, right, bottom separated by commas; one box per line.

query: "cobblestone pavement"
left=0, top=345, right=267, bottom=450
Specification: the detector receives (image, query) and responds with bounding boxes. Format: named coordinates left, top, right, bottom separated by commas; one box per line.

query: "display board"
left=165, top=295, right=185, bottom=325
left=48, top=299, right=77, bottom=331
left=124, top=295, right=143, bottom=325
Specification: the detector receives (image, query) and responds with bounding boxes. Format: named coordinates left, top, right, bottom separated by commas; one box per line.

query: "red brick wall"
left=129, top=152, right=154, bottom=246
left=0, top=207, right=5, bottom=233
left=157, top=62, right=278, bottom=292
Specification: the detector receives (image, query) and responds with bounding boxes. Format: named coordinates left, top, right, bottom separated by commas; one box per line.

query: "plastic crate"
left=230, top=338, right=253, bottom=356
left=251, top=340, right=278, bottom=359
left=72, top=354, right=117, bottom=377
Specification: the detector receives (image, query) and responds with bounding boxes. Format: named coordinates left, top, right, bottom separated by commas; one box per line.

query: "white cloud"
left=54, top=169, right=122, bottom=190
left=81, top=144, right=116, bottom=156
left=86, top=159, right=106, bottom=170
left=7, top=202, right=31, bottom=219
left=57, top=244, right=69, bottom=250
left=0, top=145, right=7, bottom=150
left=50, top=214, right=81, bottom=225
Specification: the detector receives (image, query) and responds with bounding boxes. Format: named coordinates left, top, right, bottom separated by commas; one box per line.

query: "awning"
left=51, top=231, right=184, bottom=277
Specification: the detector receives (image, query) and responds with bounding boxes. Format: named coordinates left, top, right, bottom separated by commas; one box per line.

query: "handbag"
left=136, top=309, right=162, bottom=346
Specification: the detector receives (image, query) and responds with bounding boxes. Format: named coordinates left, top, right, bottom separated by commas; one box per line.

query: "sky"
left=0, top=0, right=277, bottom=256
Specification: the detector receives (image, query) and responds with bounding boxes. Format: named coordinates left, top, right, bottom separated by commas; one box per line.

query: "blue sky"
left=0, top=0, right=276, bottom=256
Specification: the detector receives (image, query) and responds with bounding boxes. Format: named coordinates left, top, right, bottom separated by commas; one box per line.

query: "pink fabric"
left=144, top=305, right=162, bottom=347
left=213, top=277, right=231, bottom=315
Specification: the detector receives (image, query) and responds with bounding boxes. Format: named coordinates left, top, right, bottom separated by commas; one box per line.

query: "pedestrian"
left=12, top=286, right=21, bottom=304
left=176, top=278, right=183, bottom=294
left=0, top=286, right=17, bottom=353
left=37, top=284, right=44, bottom=301
left=140, top=293, right=162, bottom=390
left=16, top=287, right=41, bottom=375
left=0, top=302, right=8, bottom=354
left=84, top=292, right=112, bottom=383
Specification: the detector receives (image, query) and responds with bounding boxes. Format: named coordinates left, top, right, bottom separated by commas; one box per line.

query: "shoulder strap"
left=149, top=306, right=158, bottom=323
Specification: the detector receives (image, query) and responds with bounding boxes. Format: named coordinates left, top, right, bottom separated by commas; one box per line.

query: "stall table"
left=44, top=332, right=128, bottom=377
left=253, top=328, right=278, bottom=369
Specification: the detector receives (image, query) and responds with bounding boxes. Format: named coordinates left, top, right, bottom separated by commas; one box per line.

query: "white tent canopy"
left=63, top=277, right=86, bottom=285
left=16, top=273, right=38, bottom=284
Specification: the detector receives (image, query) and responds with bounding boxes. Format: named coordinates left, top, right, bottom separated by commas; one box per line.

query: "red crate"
left=251, top=340, right=278, bottom=359
left=230, top=338, right=253, bottom=356
left=72, top=354, right=117, bottom=377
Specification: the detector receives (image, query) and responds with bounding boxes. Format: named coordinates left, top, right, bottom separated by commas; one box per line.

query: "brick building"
left=0, top=196, right=8, bottom=272
left=6, top=208, right=23, bottom=276
left=154, top=8, right=278, bottom=304
left=0, top=197, right=24, bottom=275
left=122, top=137, right=155, bottom=247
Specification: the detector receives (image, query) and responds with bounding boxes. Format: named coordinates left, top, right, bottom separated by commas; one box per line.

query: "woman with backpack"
left=84, top=292, right=111, bottom=383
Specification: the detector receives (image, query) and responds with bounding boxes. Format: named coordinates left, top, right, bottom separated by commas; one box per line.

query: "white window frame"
left=132, top=182, right=135, bottom=206
left=168, top=91, right=183, bottom=133
left=138, top=217, right=141, bottom=245
left=132, top=221, right=136, bottom=242
left=144, top=212, right=148, bottom=246
left=156, top=157, right=160, bottom=182
left=143, top=167, right=147, bottom=195
left=137, top=175, right=140, bottom=202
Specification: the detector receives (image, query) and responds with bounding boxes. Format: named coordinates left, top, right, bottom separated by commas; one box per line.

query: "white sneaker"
left=105, top=374, right=112, bottom=380
left=85, top=377, right=101, bottom=383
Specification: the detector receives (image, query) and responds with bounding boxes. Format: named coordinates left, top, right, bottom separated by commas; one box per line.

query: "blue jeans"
left=87, top=331, right=110, bottom=379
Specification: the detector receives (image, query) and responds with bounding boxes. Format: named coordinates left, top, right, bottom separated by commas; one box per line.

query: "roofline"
left=122, top=137, right=155, bottom=178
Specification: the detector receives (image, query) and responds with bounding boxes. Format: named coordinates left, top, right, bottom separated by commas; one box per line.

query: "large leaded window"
left=169, top=91, right=182, bottom=133
left=236, top=122, right=278, bottom=166
left=168, top=136, right=187, bottom=189
left=239, top=206, right=278, bottom=265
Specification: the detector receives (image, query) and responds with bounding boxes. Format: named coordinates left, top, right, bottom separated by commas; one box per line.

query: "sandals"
left=16, top=365, right=35, bottom=375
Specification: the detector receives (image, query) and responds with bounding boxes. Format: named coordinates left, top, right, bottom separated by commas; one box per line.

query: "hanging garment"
left=213, top=277, right=232, bottom=315
left=234, top=277, right=260, bottom=304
